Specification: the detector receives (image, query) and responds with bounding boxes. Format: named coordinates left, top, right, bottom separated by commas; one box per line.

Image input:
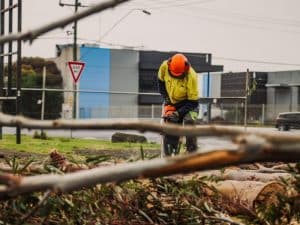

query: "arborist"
left=157, top=53, right=199, bottom=156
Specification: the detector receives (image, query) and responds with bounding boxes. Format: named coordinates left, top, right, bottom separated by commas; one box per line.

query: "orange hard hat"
left=168, top=53, right=190, bottom=77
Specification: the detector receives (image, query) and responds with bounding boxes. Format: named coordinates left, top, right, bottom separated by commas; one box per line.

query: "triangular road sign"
left=68, top=61, right=85, bottom=83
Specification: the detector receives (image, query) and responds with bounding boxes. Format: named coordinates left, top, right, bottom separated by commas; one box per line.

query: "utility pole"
left=16, top=0, right=22, bottom=144
left=41, top=66, right=46, bottom=121
left=244, top=69, right=250, bottom=131
left=0, top=0, right=5, bottom=140
left=73, top=0, right=78, bottom=120
left=59, top=0, right=87, bottom=120
left=207, top=54, right=212, bottom=123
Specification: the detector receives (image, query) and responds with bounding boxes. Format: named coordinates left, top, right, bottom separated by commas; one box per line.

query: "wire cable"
left=157, top=7, right=300, bottom=35
left=185, top=52, right=300, bottom=67
left=150, top=0, right=217, bottom=9
left=213, top=56, right=300, bottom=67
left=43, top=34, right=300, bottom=68
left=185, top=6, right=300, bottom=28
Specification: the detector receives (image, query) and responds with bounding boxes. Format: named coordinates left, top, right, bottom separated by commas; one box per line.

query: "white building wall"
left=53, top=45, right=79, bottom=119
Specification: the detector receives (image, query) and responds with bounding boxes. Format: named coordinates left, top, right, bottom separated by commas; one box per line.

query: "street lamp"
left=59, top=0, right=89, bottom=7
left=99, top=8, right=151, bottom=42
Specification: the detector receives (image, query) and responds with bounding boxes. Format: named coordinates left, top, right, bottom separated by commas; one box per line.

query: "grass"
left=0, top=134, right=160, bottom=156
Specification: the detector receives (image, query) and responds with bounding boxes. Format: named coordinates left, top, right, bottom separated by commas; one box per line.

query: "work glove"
left=165, top=111, right=180, bottom=123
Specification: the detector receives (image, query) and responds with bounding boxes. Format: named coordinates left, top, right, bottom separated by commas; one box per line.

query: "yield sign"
left=68, top=61, right=85, bottom=83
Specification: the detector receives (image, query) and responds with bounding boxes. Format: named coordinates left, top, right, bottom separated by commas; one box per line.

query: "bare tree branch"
left=191, top=204, right=245, bottom=225
left=0, top=137, right=300, bottom=199
left=19, top=190, right=52, bottom=225
left=0, top=0, right=130, bottom=45
left=0, top=113, right=300, bottom=145
left=0, top=113, right=299, bottom=198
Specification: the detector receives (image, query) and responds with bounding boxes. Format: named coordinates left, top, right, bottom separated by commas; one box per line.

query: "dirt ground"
left=74, top=148, right=161, bottom=159
left=0, top=148, right=161, bottom=162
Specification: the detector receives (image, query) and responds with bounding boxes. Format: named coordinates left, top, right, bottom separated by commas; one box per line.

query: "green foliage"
left=22, top=64, right=37, bottom=76
left=3, top=57, right=63, bottom=119
left=247, top=77, right=257, bottom=96
left=1, top=178, right=203, bottom=224
left=44, top=91, right=63, bottom=119
left=0, top=134, right=159, bottom=156
left=0, top=156, right=299, bottom=224
left=3, top=155, right=34, bottom=175
left=21, top=57, right=60, bottom=76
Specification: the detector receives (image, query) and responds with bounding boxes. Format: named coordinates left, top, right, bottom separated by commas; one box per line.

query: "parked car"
left=275, top=112, right=300, bottom=131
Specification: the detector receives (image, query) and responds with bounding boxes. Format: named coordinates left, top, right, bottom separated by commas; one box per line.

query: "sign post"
left=68, top=61, right=85, bottom=120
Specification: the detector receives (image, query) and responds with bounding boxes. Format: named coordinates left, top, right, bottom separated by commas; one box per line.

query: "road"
left=3, top=125, right=300, bottom=151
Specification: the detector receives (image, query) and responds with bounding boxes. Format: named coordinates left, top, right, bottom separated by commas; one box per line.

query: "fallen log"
left=222, top=169, right=294, bottom=183
left=111, top=132, right=147, bottom=143
left=1, top=144, right=300, bottom=199
left=211, top=180, right=286, bottom=214
left=174, top=167, right=295, bottom=183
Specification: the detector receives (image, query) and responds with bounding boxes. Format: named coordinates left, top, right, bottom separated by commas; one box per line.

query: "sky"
left=15, top=0, right=300, bottom=72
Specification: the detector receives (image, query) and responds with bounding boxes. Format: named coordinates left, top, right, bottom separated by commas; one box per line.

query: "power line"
left=150, top=0, right=217, bottom=9
left=168, top=52, right=300, bottom=67
left=38, top=34, right=300, bottom=68
left=129, top=0, right=300, bottom=31
left=36, top=35, right=144, bottom=53
left=98, top=9, right=150, bottom=42
left=189, top=7, right=300, bottom=28
left=43, top=35, right=300, bottom=68
left=0, top=0, right=131, bottom=44
left=140, top=0, right=300, bottom=27
left=77, top=7, right=151, bottom=60
left=159, top=7, right=300, bottom=35
left=214, top=56, right=300, bottom=67
left=145, top=0, right=300, bottom=27
left=116, top=0, right=217, bottom=11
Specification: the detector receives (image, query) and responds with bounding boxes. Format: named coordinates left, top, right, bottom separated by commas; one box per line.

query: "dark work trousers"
left=163, top=108, right=198, bottom=156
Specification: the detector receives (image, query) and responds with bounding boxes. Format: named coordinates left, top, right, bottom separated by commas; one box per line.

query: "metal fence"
left=3, top=102, right=293, bottom=126
left=79, top=103, right=285, bottom=125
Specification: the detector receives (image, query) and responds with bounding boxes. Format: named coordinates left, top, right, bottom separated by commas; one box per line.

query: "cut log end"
left=253, top=181, right=286, bottom=210
left=212, top=180, right=286, bottom=214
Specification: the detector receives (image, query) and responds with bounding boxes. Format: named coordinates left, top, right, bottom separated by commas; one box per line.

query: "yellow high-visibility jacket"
left=158, top=60, right=199, bottom=105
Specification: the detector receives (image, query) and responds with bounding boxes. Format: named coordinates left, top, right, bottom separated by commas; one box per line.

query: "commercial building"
left=266, top=70, right=300, bottom=120
left=220, top=71, right=268, bottom=123
left=54, top=44, right=223, bottom=119
left=208, top=70, right=300, bottom=123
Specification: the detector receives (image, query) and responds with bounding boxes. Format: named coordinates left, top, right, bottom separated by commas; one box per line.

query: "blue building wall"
left=202, top=73, right=212, bottom=97
left=79, top=47, right=110, bottom=118
left=200, top=73, right=213, bottom=116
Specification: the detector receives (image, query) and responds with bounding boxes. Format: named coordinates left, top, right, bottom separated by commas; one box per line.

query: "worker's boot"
left=163, top=135, right=180, bottom=156
left=186, top=136, right=197, bottom=153
left=183, top=110, right=198, bottom=153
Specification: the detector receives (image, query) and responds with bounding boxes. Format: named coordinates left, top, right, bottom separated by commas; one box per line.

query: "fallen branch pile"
left=0, top=150, right=299, bottom=224
left=0, top=113, right=299, bottom=224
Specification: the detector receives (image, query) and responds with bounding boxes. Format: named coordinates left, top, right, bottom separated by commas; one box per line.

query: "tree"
left=3, top=57, right=63, bottom=119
